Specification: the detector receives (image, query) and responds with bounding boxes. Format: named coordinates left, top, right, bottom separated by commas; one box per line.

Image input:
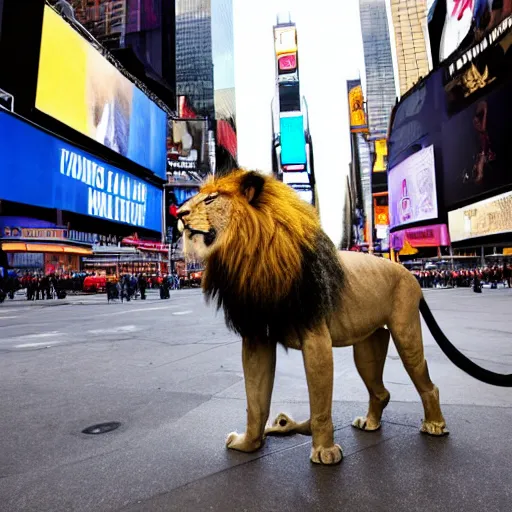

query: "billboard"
left=373, top=139, right=388, bottom=172
left=274, top=26, right=297, bottom=56
left=448, top=190, right=512, bottom=242
left=444, top=21, right=512, bottom=115
left=441, top=81, right=512, bottom=209
left=167, top=119, right=210, bottom=172
left=280, top=114, right=307, bottom=166
left=390, top=224, right=451, bottom=250
left=35, top=6, right=167, bottom=179
left=438, top=0, right=475, bottom=62
left=388, top=145, right=438, bottom=229
left=0, top=111, right=163, bottom=233
left=347, top=81, right=368, bottom=133
left=430, top=0, right=512, bottom=64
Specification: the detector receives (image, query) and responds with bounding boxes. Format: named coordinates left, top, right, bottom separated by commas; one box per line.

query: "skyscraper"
left=389, top=0, right=432, bottom=97
left=212, top=0, right=235, bottom=121
left=175, top=0, right=214, bottom=118
left=359, top=0, right=397, bottom=140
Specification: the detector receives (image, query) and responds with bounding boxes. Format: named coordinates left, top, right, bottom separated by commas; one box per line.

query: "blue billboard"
left=0, top=111, right=163, bottom=233
left=280, top=114, right=307, bottom=165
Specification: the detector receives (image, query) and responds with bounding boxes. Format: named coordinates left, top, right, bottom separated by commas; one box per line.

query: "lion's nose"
left=177, top=209, right=190, bottom=219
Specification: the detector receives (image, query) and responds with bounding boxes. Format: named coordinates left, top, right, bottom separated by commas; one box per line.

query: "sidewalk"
left=0, top=288, right=201, bottom=308
left=0, top=287, right=510, bottom=512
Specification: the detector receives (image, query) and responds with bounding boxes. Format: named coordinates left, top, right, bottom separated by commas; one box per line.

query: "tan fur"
left=180, top=170, right=320, bottom=302
left=177, top=170, right=448, bottom=466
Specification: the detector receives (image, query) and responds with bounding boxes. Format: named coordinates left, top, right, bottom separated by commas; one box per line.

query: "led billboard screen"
left=274, top=26, right=297, bottom=55
left=441, top=81, right=512, bottom=209
left=35, top=6, right=167, bottom=178
left=0, top=111, right=162, bottom=233
left=167, top=119, right=209, bottom=172
left=347, top=80, right=368, bottom=133
left=388, top=145, right=438, bottom=229
left=280, top=114, right=306, bottom=166
left=448, top=190, right=512, bottom=242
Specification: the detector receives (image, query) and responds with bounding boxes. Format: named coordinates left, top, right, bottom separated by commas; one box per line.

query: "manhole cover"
left=82, top=422, right=121, bottom=435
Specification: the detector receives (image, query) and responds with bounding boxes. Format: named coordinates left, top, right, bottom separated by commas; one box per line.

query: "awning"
left=1, top=242, right=93, bottom=255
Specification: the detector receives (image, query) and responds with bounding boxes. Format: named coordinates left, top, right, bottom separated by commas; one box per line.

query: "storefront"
left=82, top=237, right=170, bottom=276
left=0, top=217, right=93, bottom=273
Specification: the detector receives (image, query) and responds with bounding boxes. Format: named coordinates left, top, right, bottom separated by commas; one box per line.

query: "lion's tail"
left=419, top=298, right=512, bottom=388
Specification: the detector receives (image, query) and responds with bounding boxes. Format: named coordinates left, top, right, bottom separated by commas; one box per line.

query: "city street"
left=0, top=287, right=511, bottom=511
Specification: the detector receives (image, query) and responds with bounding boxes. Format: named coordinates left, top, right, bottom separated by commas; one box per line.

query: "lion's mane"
left=200, top=170, right=344, bottom=343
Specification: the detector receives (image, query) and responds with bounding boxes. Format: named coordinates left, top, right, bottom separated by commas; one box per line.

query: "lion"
left=176, top=169, right=449, bottom=466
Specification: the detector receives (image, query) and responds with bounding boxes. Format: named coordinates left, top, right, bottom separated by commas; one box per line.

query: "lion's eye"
left=204, top=194, right=218, bottom=205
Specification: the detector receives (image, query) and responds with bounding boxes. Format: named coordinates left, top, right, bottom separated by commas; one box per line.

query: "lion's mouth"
left=185, top=226, right=217, bottom=247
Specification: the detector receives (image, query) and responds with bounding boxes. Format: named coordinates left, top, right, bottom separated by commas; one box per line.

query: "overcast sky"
left=232, top=0, right=365, bottom=246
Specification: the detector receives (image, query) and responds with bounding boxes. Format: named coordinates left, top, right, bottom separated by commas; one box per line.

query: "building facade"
left=359, top=0, right=397, bottom=140
left=175, top=0, right=214, bottom=118
left=389, top=0, right=431, bottom=97
left=0, top=1, right=168, bottom=277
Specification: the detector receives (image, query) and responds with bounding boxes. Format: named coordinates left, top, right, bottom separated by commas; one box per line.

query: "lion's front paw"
left=352, top=416, right=381, bottom=432
left=225, top=432, right=262, bottom=453
left=310, top=444, right=343, bottom=465
left=420, top=420, right=449, bottom=436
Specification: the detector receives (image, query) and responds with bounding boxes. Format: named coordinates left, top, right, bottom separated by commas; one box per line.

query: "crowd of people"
left=410, top=263, right=512, bottom=289
left=0, top=270, right=187, bottom=303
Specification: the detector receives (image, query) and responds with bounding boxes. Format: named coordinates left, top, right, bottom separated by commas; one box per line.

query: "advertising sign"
left=0, top=111, right=162, bottom=233
left=347, top=80, right=368, bottom=133
left=448, top=190, right=512, bottom=242
left=274, top=26, right=297, bottom=56
left=430, top=0, right=512, bottom=64
left=279, top=114, right=307, bottom=166
left=444, top=20, right=512, bottom=115
left=373, top=139, right=388, bottom=172
left=441, top=81, right=512, bottom=209
left=35, top=6, right=167, bottom=179
left=389, top=145, right=438, bottom=229
left=167, top=119, right=209, bottom=172
left=390, top=224, right=451, bottom=250
left=438, top=0, right=475, bottom=62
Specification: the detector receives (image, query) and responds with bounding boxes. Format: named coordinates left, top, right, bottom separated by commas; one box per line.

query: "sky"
left=231, top=0, right=366, bottom=246
left=212, top=0, right=235, bottom=90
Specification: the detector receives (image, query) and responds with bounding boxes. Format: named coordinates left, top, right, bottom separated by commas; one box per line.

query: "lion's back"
left=335, top=251, right=422, bottom=330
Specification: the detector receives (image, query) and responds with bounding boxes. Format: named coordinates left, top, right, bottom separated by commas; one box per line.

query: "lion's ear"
left=240, top=171, right=265, bottom=204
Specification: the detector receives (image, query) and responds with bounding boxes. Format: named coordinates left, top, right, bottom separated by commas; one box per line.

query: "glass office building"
left=175, top=0, right=214, bottom=118
left=212, top=0, right=236, bottom=122
left=389, top=0, right=431, bottom=97
left=359, top=0, right=397, bottom=140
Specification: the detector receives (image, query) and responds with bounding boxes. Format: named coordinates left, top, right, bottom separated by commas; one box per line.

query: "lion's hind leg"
left=352, top=328, right=391, bottom=432
left=388, top=304, right=448, bottom=436
left=265, top=413, right=311, bottom=436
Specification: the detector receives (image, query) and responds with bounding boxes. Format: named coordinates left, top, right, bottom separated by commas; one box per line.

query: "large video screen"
left=280, top=114, right=306, bottom=166
left=388, top=145, right=438, bottom=229
left=448, top=191, right=512, bottom=242
left=441, top=81, right=512, bottom=209
left=0, top=111, right=162, bottom=233
left=35, top=6, right=167, bottom=179
left=167, top=119, right=209, bottom=172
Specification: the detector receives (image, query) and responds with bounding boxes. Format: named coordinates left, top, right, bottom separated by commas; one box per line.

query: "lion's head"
left=177, top=169, right=343, bottom=342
